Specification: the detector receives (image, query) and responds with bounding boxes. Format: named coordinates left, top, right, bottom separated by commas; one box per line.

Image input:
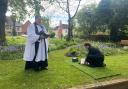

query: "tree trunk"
left=57, top=0, right=81, bottom=41
left=67, top=19, right=72, bottom=41
left=33, top=0, right=41, bottom=16
left=110, top=24, right=120, bottom=42
left=70, top=19, right=73, bottom=38
left=0, top=0, right=8, bottom=46
left=12, top=20, right=17, bottom=36
left=67, top=18, right=74, bottom=41
left=0, top=14, right=6, bottom=46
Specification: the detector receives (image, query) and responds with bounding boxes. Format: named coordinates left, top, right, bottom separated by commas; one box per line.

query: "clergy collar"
left=34, top=22, right=41, bottom=26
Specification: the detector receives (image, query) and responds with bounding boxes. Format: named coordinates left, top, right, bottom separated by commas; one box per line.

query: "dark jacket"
left=88, top=47, right=104, bottom=57
left=85, top=46, right=104, bottom=67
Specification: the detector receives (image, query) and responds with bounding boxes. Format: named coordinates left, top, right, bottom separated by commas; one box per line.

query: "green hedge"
left=0, top=51, right=23, bottom=60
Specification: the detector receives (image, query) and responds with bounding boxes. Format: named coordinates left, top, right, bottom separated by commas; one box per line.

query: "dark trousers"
left=25, top=42, right=48, bottom=70
left=85, top=54, right=104, bottom=67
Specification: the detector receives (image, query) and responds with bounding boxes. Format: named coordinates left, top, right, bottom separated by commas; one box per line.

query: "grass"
left=0, top=49, right=128, bottom=89
left=67, top=60, right=120, bottom=80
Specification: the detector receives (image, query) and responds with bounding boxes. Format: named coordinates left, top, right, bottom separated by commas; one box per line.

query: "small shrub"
left=50, top=32, right=55, bottom=38
left=7, top=36, right=26, bottom=45
left=0, top=51, right=23, bottom=60
left=67, top=41, right=128, bottom=57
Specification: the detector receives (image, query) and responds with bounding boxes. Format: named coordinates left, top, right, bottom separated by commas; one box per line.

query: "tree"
left=55, top=0, right=82, bottom=41
left=0, top=0, right=8, bottom=46
left=96, top=0, right=128, bottom=41
left=0, top=0, right=28, bottom=45
left=76, top=4, right=98, bottom=37
left=41, top=17, right=51, bottom=31
left=8, top=0, right=28, bottom=21
left=96, top=0, right=117, bottom=41
left=0, top=0, right=54, bottom=46
left=26, top=0, right=54, bottom=16
left=96, top=0, right=113, bottom=25
left=26, top=0, right=42, bottom=16
left=110, top=0, right=128, bottom=40
left=119, top=25, right=128, bottom=39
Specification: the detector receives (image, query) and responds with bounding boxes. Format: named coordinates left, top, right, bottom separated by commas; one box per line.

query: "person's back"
left=84, top=43, right=105, bottom=67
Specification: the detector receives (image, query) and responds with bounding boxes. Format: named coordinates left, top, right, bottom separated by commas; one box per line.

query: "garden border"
left=69, top=79, right=128, bottom=89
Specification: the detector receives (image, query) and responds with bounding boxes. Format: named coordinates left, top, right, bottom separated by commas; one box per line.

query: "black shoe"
left=25, top=67, right=30, bottom=70
left=25, top=66, right=33, bottom=70
left=102, top=64, right=106, bottom=67
left=34, top=67, right=40, bottom=71
left=95, top=64, right=106, bottom=67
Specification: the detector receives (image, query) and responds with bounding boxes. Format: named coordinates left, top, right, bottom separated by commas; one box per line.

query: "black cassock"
left=85, top=47, right=104, bottom=67
left=25, top=23, right=48, bottom=71
left=25, top=41, right=48, bottom=70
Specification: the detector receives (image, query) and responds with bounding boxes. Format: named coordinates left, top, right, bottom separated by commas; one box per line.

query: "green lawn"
left=0, top=49, right=128, bottom=89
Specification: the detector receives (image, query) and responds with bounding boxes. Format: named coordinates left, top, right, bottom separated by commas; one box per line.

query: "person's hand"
left=47, top=34, right=50, bottom=37
left=39, top=30, right=44, bottom=35
left=39, top=34, right=50, bottom=40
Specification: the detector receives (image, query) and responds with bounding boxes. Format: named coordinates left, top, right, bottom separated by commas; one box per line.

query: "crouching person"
left=84, top=43, right=106, bottom=67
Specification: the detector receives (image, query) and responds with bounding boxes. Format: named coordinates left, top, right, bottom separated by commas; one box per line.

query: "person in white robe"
left=23, top=15, right=50, bottom=71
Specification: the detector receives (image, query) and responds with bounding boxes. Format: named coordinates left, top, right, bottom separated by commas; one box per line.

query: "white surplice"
left=23, top=23, right=48, bottom=62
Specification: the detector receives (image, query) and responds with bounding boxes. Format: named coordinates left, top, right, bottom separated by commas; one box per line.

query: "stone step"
left=69, top=79, right=128, bottom=89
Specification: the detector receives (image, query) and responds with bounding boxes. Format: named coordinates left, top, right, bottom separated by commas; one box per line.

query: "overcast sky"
left=47, top=0, right=101, bottom=27
left=43, top=0, right=101, bottom=18
left=6, top=0, right=101, bottom=26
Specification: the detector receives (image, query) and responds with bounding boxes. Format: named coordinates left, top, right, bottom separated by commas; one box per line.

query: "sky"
left=48, top=0, right=101, bottom=27
left=6, top=0, right=101, bottom=27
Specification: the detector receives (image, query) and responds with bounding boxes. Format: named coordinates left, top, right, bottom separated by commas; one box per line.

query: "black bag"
left=72, top=57, right=78, bottom=62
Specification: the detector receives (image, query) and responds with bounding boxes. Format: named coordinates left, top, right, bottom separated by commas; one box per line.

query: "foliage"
left=6, top=36, right=26, bottom=45
left=49, top=38, right=79, bottom=51
left=8, top=0, right=28, bottom=21
left=76, top=4, right=110, bottom=38
left=76, top=0, right=128, bottom=41
left=76, top=4, right=98, bottom=36
left=68, top=41, right=128, bottom=57
left=0, top=36, right=25, bottom=60
left=6, top=36, right=128, bottom=57
left=6, top=36, right=81, bottom=51
left=96, top=0, right=113, bottom=25
left=26, top=0, right=54, bottom=16
left=119, top=25, right=128, bottom=39
left=0, top=36, right=81, bottom=60
left=97, top=0, right=128, bottom=41
left=0, top=51, right=23, bottom=60
left=0, top=0, right=27, bottom=45
left=8, top=0, right=54, bottom=21
left=50, top=32, right=55, bottom=38
left=41, top=17, right=51, bottom=31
